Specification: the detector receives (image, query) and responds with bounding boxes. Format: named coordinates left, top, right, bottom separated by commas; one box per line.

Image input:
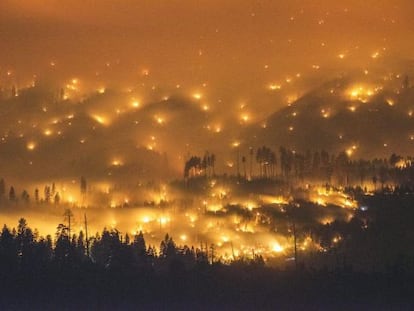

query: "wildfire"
left=26, top=141, right=36, bottom=150
left=91, top=114, right=108, bottom=125
left=272, top=242, right=284, bottom=253
left=192, top=92, right=202, bottom=100
left=346, top=84, right=380, bottom=103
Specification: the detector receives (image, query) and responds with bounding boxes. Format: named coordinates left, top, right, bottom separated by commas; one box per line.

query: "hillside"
left=244, top=77, right=414, bottom=158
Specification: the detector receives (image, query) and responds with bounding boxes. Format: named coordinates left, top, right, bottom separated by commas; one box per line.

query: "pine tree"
left=0, top=178, right=5, bottom=197
left=9, top=186, right=16, bottom=201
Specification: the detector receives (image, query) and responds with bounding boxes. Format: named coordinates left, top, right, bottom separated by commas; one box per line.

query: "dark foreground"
left=2, top=191, right=414, bottom=309
left=1, top=263, right=413, bottom=310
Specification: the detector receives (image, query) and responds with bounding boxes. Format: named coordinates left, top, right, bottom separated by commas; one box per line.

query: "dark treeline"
left=0, top=178, right=63, bottom=205
left=1, top=194, right=414, bottom=309
left=0, top=177, right=88, bottom=206
left=186, top=147, right=414, bottom=189
left=0, top=217, right=254, bottom=277
left=2, top=148, right=414, bottom=205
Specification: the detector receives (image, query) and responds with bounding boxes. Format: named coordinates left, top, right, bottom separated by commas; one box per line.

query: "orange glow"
left=0, top=0, right=411, bottom=265
left=272, top=242, right=284, bottom=253
left=26, top=141, right=36, bottom=150
left=269, top=83, right=282, bottom=90
left=192, top=93, right=202, bottom=100
left=91, top=114, right=108, bottom=125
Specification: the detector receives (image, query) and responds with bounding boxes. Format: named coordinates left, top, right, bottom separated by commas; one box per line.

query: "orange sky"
left=0, top=1, right=413, bottom=112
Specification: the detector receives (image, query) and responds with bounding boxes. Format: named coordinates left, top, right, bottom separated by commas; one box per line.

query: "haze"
left=1, top=1, right=414, bottom=114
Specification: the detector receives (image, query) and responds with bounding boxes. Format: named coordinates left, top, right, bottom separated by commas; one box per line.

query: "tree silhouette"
left=279, top=147, right=293, bottom=180
left=44, top=186, right=51, bottom=203
left=210, top=154, right=216, bottom=176
left=132, top=231, right=148, bottom=269
left=202, top=152, right=208, bottom=177
left=11, top=85, right=16, bottom=97
left=54, top=223, right=73, bottom=268
left=403, top=75, right=410, bottom=89
left=74, top=230, right=88, bottom=262
left=184, top=156, right=202, bottom=178
left=160, top=234, right=176, bottom=259
left=9, top=186, right=16, bottom=201
left=249, top=147, right=254, bottom=179
left=80, top=176, right=87, bottom=206
left=312, top=151, right=321, bottom=172
left=80, top=176, right=87, bottom=194
left=256, top=146, right=275, bottom=179
left=242, top=156, right=247, bottom=179
left=133, top=231, right=147, bottom=257
left=63, top=209, right=74, bottom=239
left=34, top=188, right=39, bottom=203
left=256, top=147, right=264, bottom=177
left=16, top=218, right=35, bottom=269
left=389, top=153, right=402, bottom=167
left=294, top=153, right=305, bottom=181
left=91, top=228, right=124, bottom=269
left=357, top=160, right=368, bottom=186
left=21, top=190, right=30, bottom=203
left=54, top=192, right=60, bottom=204
left=0, top=178, right=5, bottom=198
left=335, top=152, right=350, bottom=186
left=269, top=151, right=277, bottom=179
left=34, top=235, right=53, bottom=270
left=0, top=225, right=17, bottom=273
left=202, top=151, right=217, bottom=178
left=372, top=175, right=378, bottom=191
left=379, top=166, right=388, bottom=189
